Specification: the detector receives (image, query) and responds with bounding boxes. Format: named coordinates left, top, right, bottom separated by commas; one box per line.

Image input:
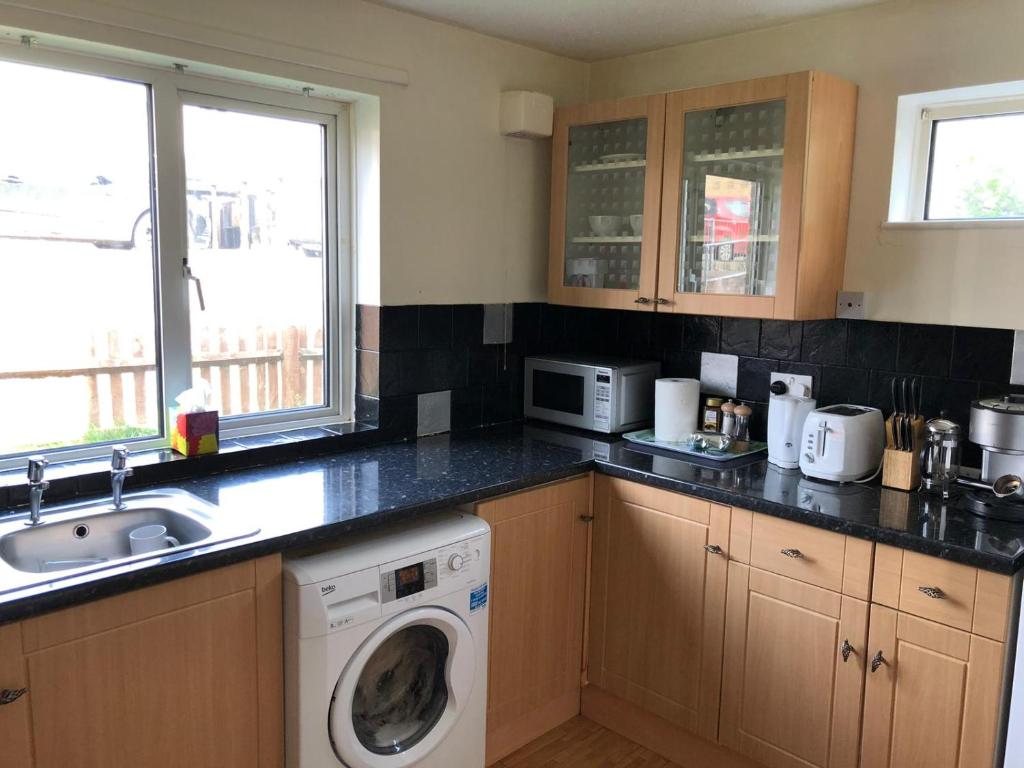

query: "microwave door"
left=526, top=363, right=595, bottom=429
left=618, top=368, right=656, bottom=430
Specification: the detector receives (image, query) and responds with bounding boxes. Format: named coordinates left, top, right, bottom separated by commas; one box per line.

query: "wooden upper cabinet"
left=548, top=94, right=666, bottom=310
left=719, top=564, right=868, bottom=768
left=658, top=71, right=857, bottom=319
left=860, top=605, right=1004, bottom=768
left=477, top=476, right=591, bottom=765
left=549, top=71, right=857, bottom=319
left=587, top=476, right=731, bottom=742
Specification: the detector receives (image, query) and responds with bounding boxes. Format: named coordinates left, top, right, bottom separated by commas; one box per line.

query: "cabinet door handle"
left=0, top=688, right=27, bottom=705
left=841, top=639, right=855, bottom=663
left=704, top=544, right=724, bottom=555
left=780, top=548, right=804, bottom=559
left=870, top=651, right=886, bottom=673
left=634, top=297, right=651, bottom=305
left=578, top=515, right=594, bottom=523
left=654, top=298, right=670, bottom=305
left=918, top=586, right=946, bottom=599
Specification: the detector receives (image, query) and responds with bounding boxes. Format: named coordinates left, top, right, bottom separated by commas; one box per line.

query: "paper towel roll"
left=655, top=378, right=700, bottom=442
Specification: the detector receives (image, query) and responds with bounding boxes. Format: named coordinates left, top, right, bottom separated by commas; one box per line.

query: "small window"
left=925, top=112, right=1024, bottom=220
left=889, top=81, right=1024, bottom=223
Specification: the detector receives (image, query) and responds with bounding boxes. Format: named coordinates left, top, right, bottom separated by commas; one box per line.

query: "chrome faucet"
left=111, top=445, right=133, bottom=511
left=25, top=455, right=49, bottom=526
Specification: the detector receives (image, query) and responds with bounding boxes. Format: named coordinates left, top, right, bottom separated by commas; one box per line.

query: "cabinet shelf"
left=686, top=235, right=779, bottom=243
left=572, top=160, right=647, bottom=173
left=571, top=236, right=642, bottom=244
left=691, top=148, right=784, bottom=162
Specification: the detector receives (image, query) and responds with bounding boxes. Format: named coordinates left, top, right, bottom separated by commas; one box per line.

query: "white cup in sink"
left=129, top=524, right=181, bottom=555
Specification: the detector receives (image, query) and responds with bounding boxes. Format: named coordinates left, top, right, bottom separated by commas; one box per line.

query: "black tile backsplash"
left=359, top=302, right=1018, bottom=466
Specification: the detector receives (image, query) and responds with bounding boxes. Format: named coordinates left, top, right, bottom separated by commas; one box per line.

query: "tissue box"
left=171, top=411, right=219, bottom=456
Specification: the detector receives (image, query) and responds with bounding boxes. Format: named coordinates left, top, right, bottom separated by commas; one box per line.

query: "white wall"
left=588, top=0, right=1024, bottom=329
left=0, top=0, right=588, bottom=306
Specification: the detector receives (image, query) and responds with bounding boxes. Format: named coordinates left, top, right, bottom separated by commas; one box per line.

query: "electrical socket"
left=770, top=372, right=813, bottom=398
left=836, top=291, right=865, bottom=319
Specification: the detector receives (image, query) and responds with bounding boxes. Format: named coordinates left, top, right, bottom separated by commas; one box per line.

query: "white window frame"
left=0, top=44, right=354, bottom=469
left=889, top=80, right=1024, bottom=224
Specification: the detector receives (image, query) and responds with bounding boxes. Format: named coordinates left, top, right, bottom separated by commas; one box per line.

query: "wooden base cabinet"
left=860, top=605, right=1004, bottom=768
left=587, top=476, right=731, bottom=742
left=719, top=563, right=868, bottom=768
left=0, top=555, right=283, bottom=768
left=477, top=476, right=591, bottom=765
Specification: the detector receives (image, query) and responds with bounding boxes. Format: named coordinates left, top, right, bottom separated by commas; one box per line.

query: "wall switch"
left=770, top=372, right=813, bottom=398
left=836, top=291, right=865, bottom=319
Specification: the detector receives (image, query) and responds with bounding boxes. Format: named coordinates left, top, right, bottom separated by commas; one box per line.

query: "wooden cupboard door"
left=720, top=564, right=868, bottom=768
left=478, top=476, right=591, bottom=764
left=27, top=591, right=261, bottom=768
left=587, top=476, right=730, bottom=742
left=548, top=94, right=666, bottom=310
left=0, top=622, right=32, bottom=768
left=860, top=606, right=1004, bottom=768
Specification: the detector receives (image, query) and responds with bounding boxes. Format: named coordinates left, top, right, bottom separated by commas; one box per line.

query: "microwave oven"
left=523, top=355, right=660, bottom=433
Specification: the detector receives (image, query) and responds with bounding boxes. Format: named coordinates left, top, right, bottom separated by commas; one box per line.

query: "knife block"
left=882, top=417, right=925, bottom=491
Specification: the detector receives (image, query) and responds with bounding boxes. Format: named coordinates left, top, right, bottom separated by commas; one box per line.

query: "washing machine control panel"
left=380, top=534, right=486, bottom=606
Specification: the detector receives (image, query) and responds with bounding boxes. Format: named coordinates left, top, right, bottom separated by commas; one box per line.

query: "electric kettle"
left=767, top=378, right=816, bottom=470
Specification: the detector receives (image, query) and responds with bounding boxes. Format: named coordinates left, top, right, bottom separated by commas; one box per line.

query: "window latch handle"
left=184, top=262, right=206, bottom=311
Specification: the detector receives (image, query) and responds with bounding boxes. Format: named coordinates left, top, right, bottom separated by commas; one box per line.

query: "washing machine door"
left=328, top=605, right=476, bottom=768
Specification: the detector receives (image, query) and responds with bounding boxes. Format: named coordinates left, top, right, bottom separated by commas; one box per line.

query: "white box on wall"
left=500, top=91, right=554, bottom=138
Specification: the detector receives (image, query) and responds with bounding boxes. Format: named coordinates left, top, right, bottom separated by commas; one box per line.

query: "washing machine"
left=283, top=511, right=490, bottom=768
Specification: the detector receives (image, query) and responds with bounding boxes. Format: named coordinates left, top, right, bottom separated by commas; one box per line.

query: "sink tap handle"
left=111, top=445, right=131, bottom=472
left=26, top=455, right=48, bottom=484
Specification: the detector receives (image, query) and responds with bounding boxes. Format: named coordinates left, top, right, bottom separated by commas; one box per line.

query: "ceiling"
left=366, top=0, right=885, bottom=60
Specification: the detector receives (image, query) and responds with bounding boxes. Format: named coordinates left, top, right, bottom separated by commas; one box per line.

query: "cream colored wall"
left=1, top=0, right=588, bottom=306
left=588, top=0, right=1024, bottom=329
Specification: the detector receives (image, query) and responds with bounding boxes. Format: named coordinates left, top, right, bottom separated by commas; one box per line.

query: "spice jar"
left=703, top=397, right=724, bottom=432
left=733, top=402, right=752, bottom=441
left=720, top=400, right=737, bottom=436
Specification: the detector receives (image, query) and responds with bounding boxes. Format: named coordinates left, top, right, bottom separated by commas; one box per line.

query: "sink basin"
left=0, top=489, right=259, bottom=594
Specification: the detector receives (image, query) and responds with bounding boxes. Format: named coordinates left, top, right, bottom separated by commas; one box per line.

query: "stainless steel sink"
left=0, top=489, right=259, bottom=594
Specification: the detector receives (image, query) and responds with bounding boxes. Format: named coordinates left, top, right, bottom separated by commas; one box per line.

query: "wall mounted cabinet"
left=548, top=71, right=857, bottom=320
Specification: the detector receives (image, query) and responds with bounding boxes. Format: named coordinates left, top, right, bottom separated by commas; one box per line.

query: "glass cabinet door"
left=676, top=100, right=786, bottom=297
left=562, top=117, right=649, bottom=292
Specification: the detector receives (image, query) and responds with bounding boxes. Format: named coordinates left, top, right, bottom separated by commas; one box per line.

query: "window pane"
left=927, top=112, right=1024, bottom=219
left=182, top=105, right=327, bottom=417
left=0, top=61, right=159, bottom=455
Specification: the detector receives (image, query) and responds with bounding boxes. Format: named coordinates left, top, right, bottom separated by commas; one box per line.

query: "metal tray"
left=622, top=429, right=768, bottom=462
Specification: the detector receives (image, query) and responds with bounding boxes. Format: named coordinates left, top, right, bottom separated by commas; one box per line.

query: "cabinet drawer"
left=749, top=515, right=848, bottom=592
left=897, top=552, right=978, bottom=633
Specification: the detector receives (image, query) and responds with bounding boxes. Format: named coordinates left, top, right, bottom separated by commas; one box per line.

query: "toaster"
left=798, top=405, right=885, bottom=483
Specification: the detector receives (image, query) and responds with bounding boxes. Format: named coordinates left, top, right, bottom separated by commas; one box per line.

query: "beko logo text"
left=320, top=584, right=336, bottom=596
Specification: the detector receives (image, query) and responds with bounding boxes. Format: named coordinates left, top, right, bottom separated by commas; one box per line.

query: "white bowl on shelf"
left=629, top=214, right=643, bottom=236
left=588, top=215, right=623, bottom=237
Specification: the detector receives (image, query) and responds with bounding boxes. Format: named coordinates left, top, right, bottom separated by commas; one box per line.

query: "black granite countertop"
left=1, top=421, right=1022, bottom=625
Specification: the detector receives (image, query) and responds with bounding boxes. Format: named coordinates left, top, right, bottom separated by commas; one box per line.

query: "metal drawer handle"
left=780, top=548, right=804, bottom=559
left=654, top=298, right=670, bottom=305
left=634, top=297, right=651, bottom=305
left=578, top=515, right=594, bottom=523
left=841, top=639, right=855, bottom=663
left=704, top=544, right=724, bottom=555
left=0, top=688, right=27, bottom=706
left=870, top=651, right=886, bottom=673
left=918, top=586, right=946, bottom=600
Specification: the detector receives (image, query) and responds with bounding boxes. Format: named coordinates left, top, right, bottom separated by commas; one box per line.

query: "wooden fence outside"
left=0, top=326, right=324, bottom=427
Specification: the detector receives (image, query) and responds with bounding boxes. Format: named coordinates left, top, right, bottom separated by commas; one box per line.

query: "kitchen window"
left=0, top=51, right=351, bottom=466
left=888, top=82, right=1024, bottom=223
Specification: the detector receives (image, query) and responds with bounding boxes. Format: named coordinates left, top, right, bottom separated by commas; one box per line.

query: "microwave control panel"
left=594, top=369, right=612, bottom=431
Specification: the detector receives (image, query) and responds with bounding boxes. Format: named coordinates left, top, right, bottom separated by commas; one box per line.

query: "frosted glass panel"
left=351, top=625, right=449, bottom=755
left=563, top=117, right=647, bottom=290
left=678, top=100, right=785, bottom=296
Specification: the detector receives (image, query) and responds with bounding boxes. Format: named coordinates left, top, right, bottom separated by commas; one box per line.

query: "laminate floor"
left=492, top=716, right=683, bottom=768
